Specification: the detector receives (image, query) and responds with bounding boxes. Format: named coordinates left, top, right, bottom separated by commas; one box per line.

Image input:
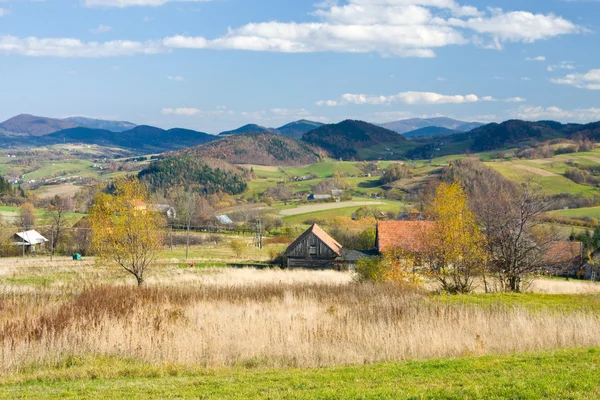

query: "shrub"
left=230, top=239, right=246, bottom=258
left=355, top=257, right=384, bottom=283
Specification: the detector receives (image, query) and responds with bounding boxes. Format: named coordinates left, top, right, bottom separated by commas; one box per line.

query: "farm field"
left=279, top=200, right=385, bottom=216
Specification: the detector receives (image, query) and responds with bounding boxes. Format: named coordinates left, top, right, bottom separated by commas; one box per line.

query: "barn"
left=284, top=224, right=343, bottom=269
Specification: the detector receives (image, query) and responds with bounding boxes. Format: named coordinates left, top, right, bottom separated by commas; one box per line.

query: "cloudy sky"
left=0, top=0, right=599, bottom=133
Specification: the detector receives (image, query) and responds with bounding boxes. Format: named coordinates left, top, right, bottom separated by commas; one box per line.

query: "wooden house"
left=285, top=224, right=343, bottom=269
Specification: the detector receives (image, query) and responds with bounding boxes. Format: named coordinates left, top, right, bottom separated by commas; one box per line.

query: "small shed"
left=12, top=230, right=49, bottom=253
left=285, top=224, right=342, bottom=269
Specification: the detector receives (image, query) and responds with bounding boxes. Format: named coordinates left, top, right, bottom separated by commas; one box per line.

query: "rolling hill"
left=0, top=114, right=80, bottom=136
left=302, top=120, right=405, bottom=160
left=139, top=155, right=249, bottom=195
left=63, top=116, right=137, bottom=132
left=276, top=120, right=325, bottom=139
left=402, top=126, right=458, bottom=138
left=219, top=124, right=276, bottom=136
left=181, top=132, right=323, bottom=166
left=380, top=118, right=483, bottom=135
left=44, top=125, right=216, bottom=152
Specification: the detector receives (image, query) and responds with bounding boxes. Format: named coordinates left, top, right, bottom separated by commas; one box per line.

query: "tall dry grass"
left=2, top=280, right=600, bottom=374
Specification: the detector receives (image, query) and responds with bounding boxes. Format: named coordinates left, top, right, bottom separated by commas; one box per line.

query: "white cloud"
left=318, top=91, right=483, bottom=106
left=161, top=107, right=200, bottom=116
left=504, top=97, right=527, bottom=102
left=167, top=75, right=184, bottom=82
left=0, top=1, right=584, bottom=58
left=551, top=69, right=600, bottom=90
left=84, top=0, right=211, bottom=8
left=317, top=91, right=526, bottom=106
left=547, top=61, right=575, bottom=71
left=525, top=56, right=545, bottom=61
left=161, top=107, right=235, bottom=117
left=0, top=35, right=164, bottom=57
left=513, top=105, right=600, bottom=122
left=89, top=25, right=113, bottom=35
left=0, top=8, right=8, bottom=17
left=162, top=1, right=581, bottom=57
left=449, top=10, right=581, bottom=48
left=521, top=77, right=531, bottom=81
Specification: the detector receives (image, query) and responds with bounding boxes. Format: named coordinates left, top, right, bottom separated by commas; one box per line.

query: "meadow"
left=2, top=256, right=600, bottom=398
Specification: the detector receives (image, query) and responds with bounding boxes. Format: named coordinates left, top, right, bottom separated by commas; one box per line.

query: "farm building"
left=307, top=194, right=332, bottom=201
left=12, top=230, right=49, bottom=253
left=376, top=221, right=434, bottom=254
left=285, top=224, right=342, bottom=269
left=285, top=224, right=372, bottom=270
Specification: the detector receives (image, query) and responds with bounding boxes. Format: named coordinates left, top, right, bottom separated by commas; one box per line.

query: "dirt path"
left=280, top=201, right=383, bottom=216
left=513, top=164, right=558, bottom=177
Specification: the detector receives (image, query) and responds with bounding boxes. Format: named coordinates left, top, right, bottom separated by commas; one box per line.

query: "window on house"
left=309, top=245, right=317, bottom=255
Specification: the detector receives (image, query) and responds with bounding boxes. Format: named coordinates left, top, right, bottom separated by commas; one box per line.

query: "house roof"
left=544, top=241, right=582, bottom=264
left=376, top=221, right=434, bottom=253
left=286, top=224, right=342, bottom=257
left=216, top=215, right=233, bottom=225
left=14, top=230, right=48, bottom=245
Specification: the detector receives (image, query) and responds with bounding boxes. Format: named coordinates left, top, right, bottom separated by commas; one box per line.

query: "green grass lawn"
left=486, top=161, right=599, bottom=196
left=281, top=200, right=403, bottom=225
left=435, top=292, right=600, bottom=312
left=283, top=160, right=363, bottom=178
left=22, top=160, right=99, bottom=180
left=551, top=206, right=600, bottom=219
left=2, top=348, right=599, bottom=399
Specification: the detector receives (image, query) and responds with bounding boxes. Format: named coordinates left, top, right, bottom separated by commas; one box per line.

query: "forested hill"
left=450, top=120, right=600, bottom=152
left=138, top=156, right=249, bottom=195
left=43, top=125, right=216, bottom=152
left=181, top=132, right=324, bottom=166
left=302, top=120, right=404, bottom=159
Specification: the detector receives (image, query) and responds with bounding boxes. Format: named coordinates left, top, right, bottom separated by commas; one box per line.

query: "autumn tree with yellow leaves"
left=422, top=182, right=488, bottom=294
left=90, top=177, right=165, bottom=286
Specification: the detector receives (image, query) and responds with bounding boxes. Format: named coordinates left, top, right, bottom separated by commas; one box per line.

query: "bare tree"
left=474, top=182, right=558, bottom=292
left=45, top=196, right=72, bottom=259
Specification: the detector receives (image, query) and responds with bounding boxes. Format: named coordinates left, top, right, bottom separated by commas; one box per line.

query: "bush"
left=230, top=239, right=246, bottom=258
left=355, top=257, right=384, bottom=283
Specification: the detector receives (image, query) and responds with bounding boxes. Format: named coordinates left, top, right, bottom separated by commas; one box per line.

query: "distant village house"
left=12, top=230, right=49, bottom=253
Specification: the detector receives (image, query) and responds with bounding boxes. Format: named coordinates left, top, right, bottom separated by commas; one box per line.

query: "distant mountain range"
left=0, top=114, right=138, bottom=137
left=2, top=113, right=600, bottom=162
left=380, top=118, right=484, bottom=135
left=63, top=116, right=137, bottom=132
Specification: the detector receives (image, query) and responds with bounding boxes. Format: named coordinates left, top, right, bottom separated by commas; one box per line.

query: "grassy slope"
left=551, top=206, right=600, bottom=219
left=2, top=348, right=599, bottom=399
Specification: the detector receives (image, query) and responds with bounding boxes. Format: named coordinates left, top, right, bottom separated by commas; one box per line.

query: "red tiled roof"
left=286, top=224, right=342, bottom=256
left=376, top=221, right=434, bottom=253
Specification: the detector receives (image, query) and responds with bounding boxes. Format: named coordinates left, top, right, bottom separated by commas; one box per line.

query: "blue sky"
left=0, top=0, right=599, bottom=134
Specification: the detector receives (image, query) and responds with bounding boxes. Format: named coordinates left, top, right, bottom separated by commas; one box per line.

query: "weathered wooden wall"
left=286, top=232, right=338, bottom=269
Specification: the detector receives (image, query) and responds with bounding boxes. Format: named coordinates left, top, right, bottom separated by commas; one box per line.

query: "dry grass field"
left=2, top=258, right=600, bottom=382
